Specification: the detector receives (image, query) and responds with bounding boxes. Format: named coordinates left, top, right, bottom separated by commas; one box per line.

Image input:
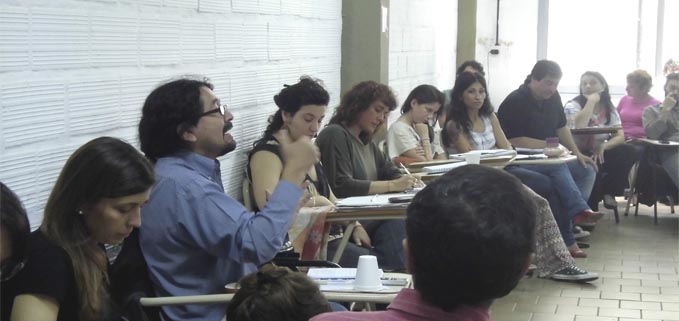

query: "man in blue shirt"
left=138, top=77, right=318, bottom=321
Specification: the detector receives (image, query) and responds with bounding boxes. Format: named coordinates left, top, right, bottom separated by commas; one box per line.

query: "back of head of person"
left=139, top=77, right=236, bottom=162
left=256, top=76, right=330, bottom=145
left=41, top=136, right=155, bottom=321
left=456, top=60, right=486, bottom=77
left=329, top=81, right=397, bottom=142
left=405, top=165, right=536, bottom=311
left=0, top=182, right=30, bottom=282
left=525, top=60, right=563, bottom=101
left=226, top=265, right=331, bottom=321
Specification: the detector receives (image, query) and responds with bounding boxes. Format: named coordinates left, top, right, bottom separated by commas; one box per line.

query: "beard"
left=220, top=121, right=237, bottom=156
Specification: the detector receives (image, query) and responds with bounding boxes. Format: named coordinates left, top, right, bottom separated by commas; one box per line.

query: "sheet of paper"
left=335, top=193, right=412, bottom=207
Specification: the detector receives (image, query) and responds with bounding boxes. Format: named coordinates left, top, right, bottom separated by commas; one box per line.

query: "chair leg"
left=613, top=206, right=620, bottom=224
left=669, top=196, right=676, bottom=214
left=654, top=202, right=658, bottom=225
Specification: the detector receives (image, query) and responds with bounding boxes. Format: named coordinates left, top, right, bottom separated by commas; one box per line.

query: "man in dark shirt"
left=498, top=60, right=597, bottom=200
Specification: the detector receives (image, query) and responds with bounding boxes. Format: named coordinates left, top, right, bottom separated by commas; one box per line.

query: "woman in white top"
left=564, top=71, right=640, bottom=211
left=387, top=85, right=447, bottom=163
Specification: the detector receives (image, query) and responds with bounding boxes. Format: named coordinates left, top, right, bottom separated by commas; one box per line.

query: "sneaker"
left=551, top=266, right=599, bottom=282
left=574, top=228, right=590, bottom=239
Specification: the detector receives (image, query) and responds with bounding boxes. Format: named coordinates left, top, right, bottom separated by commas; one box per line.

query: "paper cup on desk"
left=464, top=153, right=480, bottom=165
left=354, top=255, right=383, bottom=291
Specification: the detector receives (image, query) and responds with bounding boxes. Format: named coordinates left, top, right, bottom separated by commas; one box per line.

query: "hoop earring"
left=77, top=210, right=84, bottom=215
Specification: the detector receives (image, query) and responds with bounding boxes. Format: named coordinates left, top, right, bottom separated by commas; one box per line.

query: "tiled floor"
left=492, top=199, right=679, bottom=321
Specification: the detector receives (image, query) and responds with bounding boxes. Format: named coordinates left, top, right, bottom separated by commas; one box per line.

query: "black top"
left=498, top=84, right=567, bottom=140
left=247, top=138, right=331, bottom=212
left=1, top=230, right=79, bottom=321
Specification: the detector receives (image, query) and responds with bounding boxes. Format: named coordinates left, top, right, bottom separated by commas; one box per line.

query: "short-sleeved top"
left=386, top=121, right=444, bottom=160
left=498, top=84, right=566, bottom=140
left=1, top=230, right=79, bottom=321
left=316, top=124, right=401, bottom=198
left=446, top=116, right=496, bottom=154
left=564, top=100, right=622, bottom=152
left=617, top=95, right=660, bottom=139
left=247, top=138, right=330, bottom=212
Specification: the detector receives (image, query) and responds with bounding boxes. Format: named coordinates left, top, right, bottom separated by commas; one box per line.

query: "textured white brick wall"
left=0, top=0, right=342, bottom=229
left=388, top=0, right=457, bottom=110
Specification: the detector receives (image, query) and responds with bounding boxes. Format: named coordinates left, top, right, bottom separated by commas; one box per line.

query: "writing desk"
left=141, top=272, right=411, bottom=307
left=570, top=126, right=621, bottom=135
left=324, top=206, right=407, bottom=263
left=512, top=154, right=577, bottom=165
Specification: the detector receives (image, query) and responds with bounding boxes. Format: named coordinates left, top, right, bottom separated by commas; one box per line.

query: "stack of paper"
left=335, top=193, right=412, bottom=210
left=422, top=161, right=467, bottom=174
left=449, top=149, right=517, bottom=160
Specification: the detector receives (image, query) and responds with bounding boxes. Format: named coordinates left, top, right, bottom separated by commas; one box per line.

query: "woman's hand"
left=351, top=224, right=372, bottom=248
left=390, top=175, right=419, bottom=192
left=592, top=143, right=605, bottom=164
left=413, top=123, right=430, bottom=139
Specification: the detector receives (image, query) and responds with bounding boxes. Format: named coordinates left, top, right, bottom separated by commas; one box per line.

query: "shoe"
left=576, top=223, right=596, bottom=232
left=551, top=266, right=599, bottom=282
left=574, top=210, right=604, bottom=225
left=569, top=248, right=588, bottom=258
left=574, top=229, right=590, bottom=240
left=603, top=195, right=618, bottom=209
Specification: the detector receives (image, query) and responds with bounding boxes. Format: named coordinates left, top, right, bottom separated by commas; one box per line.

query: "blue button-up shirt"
left=140, top=152, right=302, bottom=321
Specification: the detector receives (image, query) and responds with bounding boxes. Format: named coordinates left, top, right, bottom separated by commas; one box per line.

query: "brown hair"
left=41, top=137, right=154, bottom=321
left=626, top=69, right=653, bottom=93
left=226, top=265, right=331, bottom=321
left=329, top=80, right=397, bottom=132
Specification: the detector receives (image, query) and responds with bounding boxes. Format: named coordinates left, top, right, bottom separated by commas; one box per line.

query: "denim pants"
left=506, top=166, right=578, bottom=247
left=359, top=219, right=406, bottom=271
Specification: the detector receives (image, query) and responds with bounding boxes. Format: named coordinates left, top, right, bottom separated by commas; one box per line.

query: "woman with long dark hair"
left=248, top=76, right=371, bottom=267
left=6, top=137, right=154, bottom=321
left=565, top=71, right=639, bottom=211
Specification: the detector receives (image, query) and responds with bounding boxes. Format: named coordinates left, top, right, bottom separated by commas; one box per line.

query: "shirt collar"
left=388, top=289, right=491, bottom=321
left=172, top=152, right=221, bottom=181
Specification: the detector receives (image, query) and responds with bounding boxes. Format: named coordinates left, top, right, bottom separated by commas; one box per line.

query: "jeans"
left=566, top=160, right=597, bottom=201
left=506, top=166, right=577, bottom=247
left=325, top=237, right=371, bottom=268
left=518, top=163, right=591, bottom=219
left=359, top=219, right=406, bottom=271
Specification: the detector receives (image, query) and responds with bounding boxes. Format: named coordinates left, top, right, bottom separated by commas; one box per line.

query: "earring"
left=77, top=210, right=84, bottom=215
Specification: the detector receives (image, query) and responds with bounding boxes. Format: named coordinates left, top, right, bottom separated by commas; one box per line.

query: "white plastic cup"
left=354, top=255, right=382, bottom=291
left=464, top=153, right=481, bottom=165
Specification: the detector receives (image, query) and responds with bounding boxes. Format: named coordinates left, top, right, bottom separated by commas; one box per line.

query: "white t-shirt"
left=387, top=121, right=444, bottom=160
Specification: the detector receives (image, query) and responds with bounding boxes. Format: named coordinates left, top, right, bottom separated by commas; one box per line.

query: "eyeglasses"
left=0, top=259, right=26, bottom=281
left=198, top=104, right=228, bottom=118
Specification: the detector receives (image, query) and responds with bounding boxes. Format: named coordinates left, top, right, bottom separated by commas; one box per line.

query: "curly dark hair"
left=406, top=165, right=536, bottom=311
left=138, top=77, right=213, bottom=162
left=329, top=80, right=397, bottom=126
left=255, top=76, right=329, bottom=146
left=441, top=72, right=493, bottom=148
left=226, top=265, right=331, bottom=321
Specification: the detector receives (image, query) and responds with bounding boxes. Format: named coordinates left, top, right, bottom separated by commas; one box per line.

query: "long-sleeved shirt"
left=140, top=152, right=302, bottom=321
left=316, top=124, right=401, bottom=198
left=643, top=102, right=679, bottom=142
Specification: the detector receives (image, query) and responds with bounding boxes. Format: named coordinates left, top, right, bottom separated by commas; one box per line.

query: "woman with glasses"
left=247, top=76, right=371, bottom=267
left=1, top=183, right=31, bottom=320
left=386, top=84, right=447, bottom=164
left=5, top=137, right=154, bottom=321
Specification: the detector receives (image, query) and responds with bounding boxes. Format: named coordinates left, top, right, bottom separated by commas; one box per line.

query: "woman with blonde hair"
left=6, top=137, right=154, bottom=321
left=617, top=69, right=660, bottom=140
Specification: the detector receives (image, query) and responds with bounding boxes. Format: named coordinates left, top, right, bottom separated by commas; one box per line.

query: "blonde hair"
left=626, top=69, right=653, bottom=93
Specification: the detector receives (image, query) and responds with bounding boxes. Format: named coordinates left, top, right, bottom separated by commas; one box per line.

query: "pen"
left=399, top=163, right=412, bottom=176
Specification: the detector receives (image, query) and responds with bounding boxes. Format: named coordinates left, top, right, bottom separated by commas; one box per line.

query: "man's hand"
left=661, top=95, right=677, bottom=116
left=576, top=152, right=598, bottom=171
left=276, top=130, right=319, bottom=186
left=351, top=224, right=372, bottom=248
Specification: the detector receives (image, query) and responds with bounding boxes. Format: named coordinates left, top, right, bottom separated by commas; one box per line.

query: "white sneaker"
left=551, top=266, right=599, bottom=282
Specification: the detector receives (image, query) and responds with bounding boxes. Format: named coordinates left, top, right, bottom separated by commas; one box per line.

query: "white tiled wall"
left=0, top=0, right=342, bottom=229
left=388, top=0, right=457, bottom=107
left=1, top=0, right=458, bottom=229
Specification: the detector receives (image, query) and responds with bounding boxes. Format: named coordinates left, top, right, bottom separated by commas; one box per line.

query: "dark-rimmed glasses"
left=198, top=104, right=228, bottom=118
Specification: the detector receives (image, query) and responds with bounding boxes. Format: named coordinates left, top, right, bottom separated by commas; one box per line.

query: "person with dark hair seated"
left=226, top=264, right=331, bottom=321
left=313, top=165, right=537, bottom=321
left=1, top=183, right=31, bottom=320
left=3, top=137, right=155, bottom=321
left=248, top=76, right=371, bottom=267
